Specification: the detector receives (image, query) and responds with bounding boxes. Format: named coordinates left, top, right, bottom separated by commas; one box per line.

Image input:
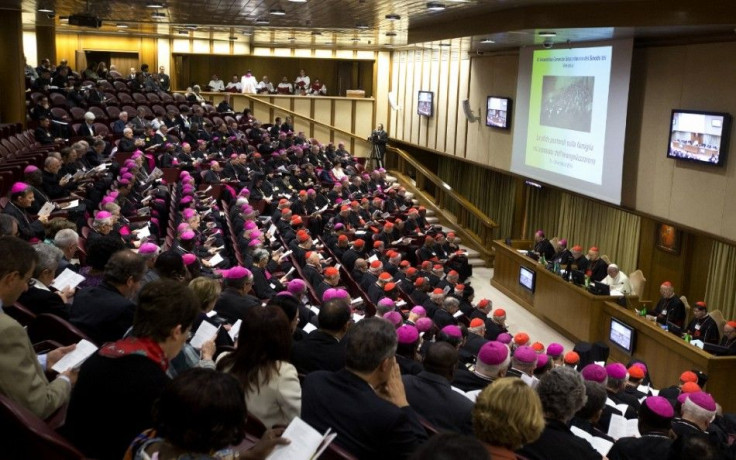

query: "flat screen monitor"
left=486, top=96, right=511, bottom=129
left=519, top=266, right=536, bottom=292
left=666, top=321, right=682, bottom=337
left=571, top=269, right=585, bottom=286
left=609, top=317, right=636, bottom=355
left=667, top=110, right=731, bottom=166
left=417, top=91, right=434, bottom=117
left=589, top=281, right=610, bottom=296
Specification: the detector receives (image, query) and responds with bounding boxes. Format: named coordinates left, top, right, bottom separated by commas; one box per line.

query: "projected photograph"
left=540, top=76, right=595, bottom=132
left=667, top=110, right=730, bottom=166
left=417, top=91, right=434, bottom=117
left=486, top=96, right=511, bottom=129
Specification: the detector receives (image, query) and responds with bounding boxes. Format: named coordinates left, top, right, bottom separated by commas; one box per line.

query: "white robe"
left=241, top=74, right=258, bottom=94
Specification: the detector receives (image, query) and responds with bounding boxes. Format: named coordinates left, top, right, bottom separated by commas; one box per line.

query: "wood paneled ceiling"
left=3, top=0, right=736, bottom=50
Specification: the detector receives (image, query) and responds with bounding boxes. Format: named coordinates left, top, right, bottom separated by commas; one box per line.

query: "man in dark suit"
left=291, top=299, right=350, bottom=374
left=34, top=116, right=59, bottom=145
left=70, top=250, right=145, bottom=344
left=76, top=112, right=97, bottom=139
left=533, top=230, right=555, bottom=261
left=460, top=318, right=489, bottom=363
left=402, top=342, right=473, bottom=433
left=302, top=318, right=428, bottom=458
left=213, top=267, right=260, bottom=324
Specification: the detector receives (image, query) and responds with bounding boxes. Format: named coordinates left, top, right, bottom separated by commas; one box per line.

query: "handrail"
left=237, top=94, right=371, bottom=145
left=387, top=146, right=498, bottom=229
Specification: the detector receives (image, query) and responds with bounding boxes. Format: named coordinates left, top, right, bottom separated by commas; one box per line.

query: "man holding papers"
left=607, top=396, right=674, bottom=460
left=302, top=318, right=427, bottom=458
left=0, top=237, right=77, bottom=419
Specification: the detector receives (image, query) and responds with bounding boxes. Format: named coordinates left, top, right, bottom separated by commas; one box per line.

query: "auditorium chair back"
left=628, top=270, right=646, bottom=299
left=710, top=309, right=726, bottom=340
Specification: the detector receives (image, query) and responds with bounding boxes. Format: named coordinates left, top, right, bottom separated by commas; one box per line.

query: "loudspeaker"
left=68, top=14, right=102, bottom=28
left=462, top=100, right=478, bottom=123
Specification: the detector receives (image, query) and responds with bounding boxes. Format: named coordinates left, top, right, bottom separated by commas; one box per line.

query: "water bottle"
left=554, top=261, right=560, bottom=275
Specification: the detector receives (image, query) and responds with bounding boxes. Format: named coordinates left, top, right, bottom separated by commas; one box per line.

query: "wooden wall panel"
left=445, top=51, right=460, bottom=155
left=313, top=99, right=332, bottom=143
left=411, top=50, right=424, bottom=145
left=435, top=49, right=449, bottom=152
left=425, top=50, right=439, bottom=150
left=354, top=100, right=374, bottom=157
left=375, top=51, right=391, bottom=131
left=292, top=98, right=311, bottom=135
left=402, top=51, right=415, bottom=144
left=454, top=55, right=470, bottom=158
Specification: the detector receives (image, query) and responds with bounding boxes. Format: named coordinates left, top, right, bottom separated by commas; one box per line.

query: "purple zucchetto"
left=605, top=363, right=628, bottom=380
left=287, top=279, right=306, bottom=294
left=221, top=266, right=251, bottom=280
left=496, top=332, right=512, bottom=344
left=478, top=341, right=509, bottom=366
left=415, top=317, right=434, bottom=333
left=581, top=364, right=608, bottom=383
left=383, top=311, right=403, bottom=327
left=513, top=345, right=538, bottom=364
left=397, top=325, right=419, bottom=344
left=441, top=325, right=462, bottom=339
left=546, top=343, right=564, bottom=357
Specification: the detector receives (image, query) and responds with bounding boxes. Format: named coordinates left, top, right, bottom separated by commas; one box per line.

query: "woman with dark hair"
left=217, top=306, right=301, bottom=428
left=154, top=250, right=187, bottom=282
left=129, top=368, right=289, bottom=460
left=78, top=235, right=126, bottom=289
left=3, top=182, right=47, bottom=240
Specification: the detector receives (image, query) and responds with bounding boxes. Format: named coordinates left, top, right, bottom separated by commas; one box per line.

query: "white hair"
left=682, top=398, right=716, bottom=425
left=53, top=229, right=79, bottom=249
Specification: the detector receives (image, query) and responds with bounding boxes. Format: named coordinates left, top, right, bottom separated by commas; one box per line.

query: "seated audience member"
left=302, top=318, right=428, bottom=458
left=601, top=264, right=632, bottom=294
left=188, top=277, right=233, bottom=349
left=213, top=266, right=260, bottom=324
left=570, top=381, right=614, bottom=443
left=207, top=74, right=225, bottom=92
left=533, top=230, right=555, bottom=260
left=396, top=323, right=423, bottom=375
left=605, top=363, right=641, bottom=413
left=63, top=280, right=199, bottom=460
left=652, top=281, right=686, bottom=328
left=17, top=243, right=72, bottom=319
left=408, top=433, right=490, bottom=460
left=291, top=298, right=351, bottom=374
left=506, top=345, right=538, bottom=381
left=3, top=182, right=47, bottom=241
left=518, top=367, right=602, bottom=460
left=0, top=237, right=77, bottom=419
left=70, top=250, right=145, bottom=344
left=53, top=228, right=80, bottom=275
left=551, top=238, right=574, bottom=266
left=607, top=396, right=674, bottom=460
left=78, top=236, right=126, bottom=289
left=0, top=214, right=19, bottom=237
left=671, top=392, right=718, bottom=440
left=571, top=245, right=588, bottom=273
left=218, top=306, right=301, bottom=428
left=658, top=370, right=699, bottom=404
left=718, top=320, right=736, bottom=355
left=473, top=377, right=545, bottom=458
left=685, top=302, right=720, bottom=344
left=452, top=341, right=509, bottom=393
left=128, top=368, right=288, bottom=460
left=402, top=342, right=474, bottom=433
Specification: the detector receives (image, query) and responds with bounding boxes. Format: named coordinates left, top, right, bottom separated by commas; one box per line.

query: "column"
left=0, top=10, right=26, bottom=125
left=35, top=23, right=57, bottom=66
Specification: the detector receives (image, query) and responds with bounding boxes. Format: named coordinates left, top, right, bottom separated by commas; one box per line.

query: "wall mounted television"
left=519, top=266, right=536, bottom=292
left=667, top=109, right=731, bottom=166
left=417, top=91, right=434, bottom=117
left=486, top=96, right=512, bottom=129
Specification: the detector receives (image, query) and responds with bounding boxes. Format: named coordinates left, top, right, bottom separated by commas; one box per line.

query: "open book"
left=266, top=416, right=337, bottom=460
left=570, top=426, right=613, bottom=456
left=51, top=339, right=98, bottom=373
left=607, top=413, right=640, bottom=440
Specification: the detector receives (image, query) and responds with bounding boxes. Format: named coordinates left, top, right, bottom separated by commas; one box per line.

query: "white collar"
left=31, top=278, right=51, bottom=291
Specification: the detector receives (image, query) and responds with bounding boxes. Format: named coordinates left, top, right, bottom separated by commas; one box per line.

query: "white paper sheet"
left=208, top=252, right=224, bottom=266
left=303, top=323, right=317, bottom=334
left=607, top=413, right=640, bottom=440
left=38, top=201, right=55, bottom=217
left=50, top=268, right=86, bottom=291
left=190, top=321, right=219, bottom=349
left=51, top=339, right=98, bottom=373
left=267, top=416, right=335, bottom=460
left=228, top=319, right=242, bottom=342
left=570, top=426, right=613, bottom=456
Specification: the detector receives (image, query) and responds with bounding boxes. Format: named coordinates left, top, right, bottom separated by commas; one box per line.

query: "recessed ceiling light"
left=288, top=37, right=296, bottom=41
left=356, top=23, right=369, bottom=30
left=178, top=30, right=188, bottom=35
left=288, top=0, right=307, bottom=2
left=311, top=31, right=322, bottom=35
left=385, top=31, right=397, bottom=37
left=255, top=17, right=270, bottom=24
left=538, top=31, right=556, bottom=37
left=439, top=42, right=450, bottom=46
left=59, top=16, right=68, bottom=22
left=116, top=23, right=129, bottom=28
left=269, top=8, right=286, bottom=15
left=241, top=30, right=252, bottom=35
left=480, top=38, right=494, bottom=44
left=426, top=2, right=446, bottom=11
left=351, top=37, right=360, bottom=41
left=385, top=13, right=401, bottom=20
left=229, top=36, right=238, bottom=40
left=184, top=24, right=197, bottom=29
left=146, top=2, right=164, bottom=7
left=151, top=12, right=166, bottom=18
left=37, top=7, right=54, bottom=13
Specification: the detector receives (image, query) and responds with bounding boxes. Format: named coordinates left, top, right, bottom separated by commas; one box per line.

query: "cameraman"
left=369, top=123, right=388, bottom=168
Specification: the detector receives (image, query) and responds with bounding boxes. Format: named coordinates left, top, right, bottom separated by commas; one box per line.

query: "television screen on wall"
left=486, top=96, right=512, bottom=129
left=417, top=91, right=434, bottom=117
left=667, top=109, right=731, bottom=166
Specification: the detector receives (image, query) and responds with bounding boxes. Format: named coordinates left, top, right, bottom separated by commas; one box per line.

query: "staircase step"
left=426, top=217, right=440, bottom=224
left=469, top=258, right=486, bottom=267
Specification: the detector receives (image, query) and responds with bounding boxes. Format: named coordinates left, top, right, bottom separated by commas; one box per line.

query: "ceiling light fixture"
left=538, top=31, right=557, bottom=37
left=151, top=11, right=166, bottom=18
left=241, top=30, right=252, bottom=35
left=178, top=30, right=188, bottom=34
left=229, top=36, right=238, bottom=40
left=288, top=0, right=307, bottom=2
left=146, top=2, right=164, bottom=8
left=351, top=37, right=360, bottom=41
left=184, top=24, right=197, bottom=29
left=269, top=8, right=286, bottom=15
left=37, top=7, right=54, bottom=13
left=480, top=38, right=494, bottom=44
left=116, top=23, right=129, bottom=28
left=385, top=31, right=397, bottom=37
left=311, top=31, right=322, bottom=35
left=426, top=2, right=446, bottom=11
left=288, top=37, right=296, bottom=41
left=385, top=13, right=401, bottom=20
left=255, top=17, right=270, bottom=24
left=356, top=23, right=369, bottom=30
left=438, top=42, right=450, bottom=46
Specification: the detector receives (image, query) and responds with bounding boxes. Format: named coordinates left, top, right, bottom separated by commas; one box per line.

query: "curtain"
left=437, top=158, right=516, bottom=240
left=705, top=241, right=736, bottom=319
left=525, top=187, right=641, bottom=274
